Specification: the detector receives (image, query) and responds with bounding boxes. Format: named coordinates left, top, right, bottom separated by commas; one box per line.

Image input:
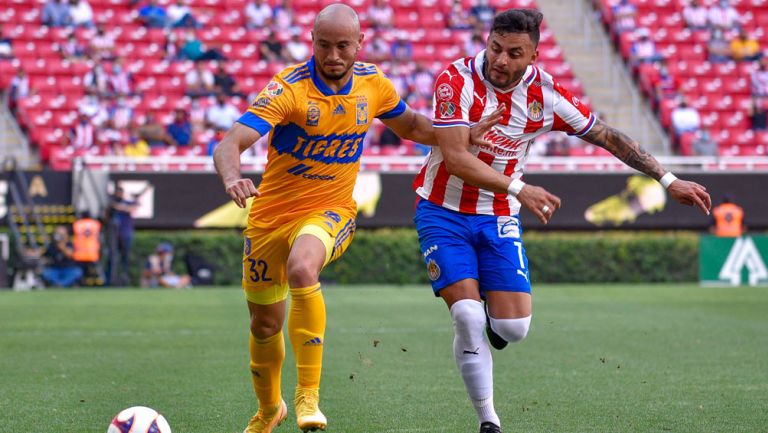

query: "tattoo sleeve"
left=581, top=119, right=665, bottom=180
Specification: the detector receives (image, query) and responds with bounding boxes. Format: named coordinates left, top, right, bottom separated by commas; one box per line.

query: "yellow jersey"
left=238, top=57, right=405, bottom=228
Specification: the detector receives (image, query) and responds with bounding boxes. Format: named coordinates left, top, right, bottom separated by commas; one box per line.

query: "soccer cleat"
left=294, top=387, right=327, bottom=432
left=479, top=422, right=503, bottom=433
left=484, top=302, right=508, bottom=350
left=243, top=400, right=288, bottom=433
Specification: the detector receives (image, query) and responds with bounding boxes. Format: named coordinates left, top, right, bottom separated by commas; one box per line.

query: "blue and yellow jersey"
left=238, top=56, right=405, bottom=228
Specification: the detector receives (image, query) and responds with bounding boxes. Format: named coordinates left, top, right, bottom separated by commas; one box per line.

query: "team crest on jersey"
left=252, top=97, right=271, bottom=109
left=527, top=100, right=544, bottom=122
left=265, top=81, right=283, bottom=97
left=306, top=102, right=320, bottom=127
left=356, top=97, right=368, bottom=125
left=427, top=259, right=441, bottom=281
left=437, top=83, right=454, bottom=101
left=439, top=102, right=456, bottom=118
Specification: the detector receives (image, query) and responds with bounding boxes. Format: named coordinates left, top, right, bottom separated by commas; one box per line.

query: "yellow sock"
left=249, top=331, right=285, bottom=408
left=288, top=283, right=325, bottom=389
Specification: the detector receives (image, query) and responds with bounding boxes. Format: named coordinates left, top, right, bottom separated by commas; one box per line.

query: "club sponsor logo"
left=244, top=238, right=251, bottom=255
left=437, top=83, right=454, bottom=101
left=306, top=102, right=320, bottom=127
left=422, top=244, right=439, bottom=258
left=482, top=128, right=524, bottom=150
left=497, top=216, right=520, bottom=238
left=572, top=96, right=580, bottom=107
left=252, top=97, right=271, bottom=109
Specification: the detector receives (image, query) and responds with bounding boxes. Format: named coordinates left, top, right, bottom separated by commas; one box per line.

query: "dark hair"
left=491, top=9, right=543, bottom=47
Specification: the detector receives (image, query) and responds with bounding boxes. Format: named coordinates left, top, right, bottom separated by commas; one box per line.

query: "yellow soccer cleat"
left=294, top=388, right=327, bottom=432
left=243, top=400, right=288, bottom=433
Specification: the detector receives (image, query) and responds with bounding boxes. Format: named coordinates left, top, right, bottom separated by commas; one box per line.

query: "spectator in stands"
left=141, top=242, right=191, bottom=289
left=653, top=60, right=680, bottom=104
left=138, top=0, right=168, bottom=28
left=185, top=62, right=215, bottom=98
left=123, top=135, right=150, bottom=156
left=671, top=99, right=701, bottom=136
left=446, top=0, right=471, bottom=30
left=468, top=0, right=496, bottom=30
left=106, top=96, right=134, bottom=130
left=683, top=0, right=709, bottom=30
left=107, top=58, right=134, bottom=96
left=167, top=0, right=200, bottom=28
left=89, top=25, right=116, bottom=60
left=545, top=134, right=571, bottom=156
left=364, top=29, right=389, bottom=63
left=163, top=30, right=183, bottom=60
left=70, top=113, right=96, bottom=151
left=69, top=0, right=94, bottom=28
left=611, top=0, right=637, bottom=34
left=748, top=97, right=767, bottom=130
left=391, top=32, right=413, bottom=63
left=464, top=31, right=485, bottom=57
left=411, top=63, right=435, bottom=101
left=245, top=0, right=272, bottom=29
left=107, top=186, right=138, bottom=285
left=631, top=28, right=663, bottom=65
left=8, top=69, right=30, bottom=114
left=181, top=30, right=226, bottom=61
left=730, top=29, right=762, bottom=62
left=58, top=33, right=87, bottom=60
left=259, top=32, right=285, bottom=62
left=206, top=93, right=240, bottom=131
left=84, top=63, right=110, bottom=96
left=707, top=28, right=732, bottom=63
left=751, top=57, right=768, bottom=98
left=284, top=28, right=310, bottom=63
left=167, top=108, right=194, bottom=147
left=42, top=0, right=72, bottom=27
left=708, top=0, right=740, bottom=32
left=139, top=113, right=177, bottom=147
left=213, top=63, right=244, bottom=97
left=368, top=0, right=394, bottom=29
left=40, top=225, right=83, bottom=288
left=0, top=24, right=13, bottom=59
left=273, top=0, right=295, bottom=30
left=78, top=93, right=107, bottom=124
left=691, top=129, right=718, bottom=156
left=206, top=128, right=225, bottom=156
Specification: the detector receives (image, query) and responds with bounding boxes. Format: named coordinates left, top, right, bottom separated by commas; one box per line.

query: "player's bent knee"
left=250, top=316, right=283, bottom=339
left=490, top=315, right=531, bottom=343
left=286, top=259, right=320, bottom=288
left=450, top=299, right=486, bottom=336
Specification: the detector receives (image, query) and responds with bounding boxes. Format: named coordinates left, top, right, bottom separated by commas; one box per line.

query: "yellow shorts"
left=242, top=208, right=356, bottom=305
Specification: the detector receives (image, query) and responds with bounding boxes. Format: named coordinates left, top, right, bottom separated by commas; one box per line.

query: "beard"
left=318, top=63, right=352, bottom=81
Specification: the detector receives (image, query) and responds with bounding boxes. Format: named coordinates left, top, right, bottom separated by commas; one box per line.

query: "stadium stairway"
left=0, top=102, right=36, bottom=169
left=537, top=0, right=670, bottom=153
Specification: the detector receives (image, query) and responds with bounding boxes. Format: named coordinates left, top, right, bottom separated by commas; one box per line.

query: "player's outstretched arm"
left=381, top=106, right=504, bottom=147
left=581, top=119, right=712, bottom=215
left=213, top=123, right=262, bottom=209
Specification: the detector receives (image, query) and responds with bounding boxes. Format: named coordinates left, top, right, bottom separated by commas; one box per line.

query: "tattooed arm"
left=581, top=118, right=665, bottom=180
left=580, top=118, right=712, bottom=214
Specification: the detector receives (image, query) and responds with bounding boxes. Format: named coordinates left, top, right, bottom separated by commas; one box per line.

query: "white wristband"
left=659, top=172, right=678, bottom=189
left=507, top=179, right=525, bottom=196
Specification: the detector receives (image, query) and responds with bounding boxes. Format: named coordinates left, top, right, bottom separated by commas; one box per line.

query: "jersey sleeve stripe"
left=378, top=99, right=407, bottom=119
left=237, top=112, right=273, bottom=135
left=433, top=120, right=470, bottom=127
left=571, top=114, right=596, bottom=136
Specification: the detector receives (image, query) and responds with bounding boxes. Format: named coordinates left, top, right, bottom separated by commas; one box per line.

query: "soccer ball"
left=107, top=406, right=172, bottom=433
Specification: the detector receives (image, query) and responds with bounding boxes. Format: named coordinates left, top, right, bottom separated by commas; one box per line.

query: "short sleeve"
left=375, top=71, right=407, bottom=119
left=238, top=76, right=296, bottom=136
left=551, top=80, right=595, bottom=136
left=432, top=64, right=471, bottom=128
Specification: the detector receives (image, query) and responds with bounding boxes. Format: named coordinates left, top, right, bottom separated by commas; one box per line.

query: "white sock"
left=450, top=299, right=500, bottom=427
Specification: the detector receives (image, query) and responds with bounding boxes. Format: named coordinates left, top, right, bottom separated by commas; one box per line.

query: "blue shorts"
left=414, top=198, right=531, bottom=297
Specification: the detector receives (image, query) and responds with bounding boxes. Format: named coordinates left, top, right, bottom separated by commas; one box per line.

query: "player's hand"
left=516, top=184, right=561, bottom=224
left=469, top=104, right=505, bottom=148
left=225, top=178, right=259, bottom=208
left=667, top=179, right=711, bottom=215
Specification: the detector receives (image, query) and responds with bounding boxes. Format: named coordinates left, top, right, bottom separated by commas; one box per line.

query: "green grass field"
left=1, top=285, right=766, bottom=433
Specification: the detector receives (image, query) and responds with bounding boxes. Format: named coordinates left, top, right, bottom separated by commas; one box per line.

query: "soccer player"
left=213, top=5, right=496, bottom=433
left=413, top=9, right=712, bottom=433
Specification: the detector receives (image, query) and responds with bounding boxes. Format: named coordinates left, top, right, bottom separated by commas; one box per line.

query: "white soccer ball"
left=107, top=406, right=172, bottom=433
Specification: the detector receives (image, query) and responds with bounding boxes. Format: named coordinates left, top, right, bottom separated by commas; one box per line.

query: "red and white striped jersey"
left=413, top=50, right=595, bottom=216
